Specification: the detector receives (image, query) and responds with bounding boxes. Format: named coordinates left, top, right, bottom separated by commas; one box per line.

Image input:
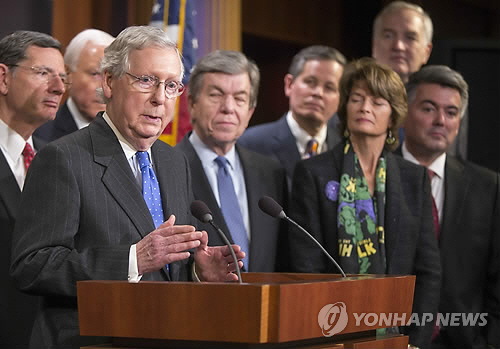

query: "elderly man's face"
left=404, top=83, right=461, bottom=161
left=103, top=46, right=182, bottom=151
left=372, top=8, right=432, bottom=82
left=189, top=72, right=254, bottom=155
left=285, top=59, right=343, bottom=132
left=69, top=42, right=107, bottom=121
left=1, top=45, right=66, bottom=129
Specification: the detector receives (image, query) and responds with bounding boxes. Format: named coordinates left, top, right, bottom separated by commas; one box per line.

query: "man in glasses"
left=176, top=50, right=287, bottom=273
left=10, top=26, right=245, bottom=349
left=0, top=30, right=66, bottom=348
left=35, top=29, right=114, bottom=142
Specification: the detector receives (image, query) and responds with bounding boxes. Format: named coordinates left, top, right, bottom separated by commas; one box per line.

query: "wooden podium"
left=77, top=273, right=415, bottom=348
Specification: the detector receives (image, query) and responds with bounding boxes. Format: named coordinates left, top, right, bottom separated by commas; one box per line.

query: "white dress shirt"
left=286, top=111, right=328, bottom=158
left=189, top=130, right=251, bottom=239
left=402, top=142, right=446, bottom=223
left=0, top=119, right=35, bottom=190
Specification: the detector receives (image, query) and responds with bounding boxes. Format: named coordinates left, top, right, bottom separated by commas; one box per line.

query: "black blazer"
left=10, top=115, right=194, bottom=348
left=437, top=156, right=499, bottom=348
left=176, top=134, right=288, bottom=272
left=0, top=137, right=44, bottom=348
left=238, top=114, right=342, bottom=188
left=289, top=143, right=440, bottom=348
left=33, top=101, right=79, bottom=142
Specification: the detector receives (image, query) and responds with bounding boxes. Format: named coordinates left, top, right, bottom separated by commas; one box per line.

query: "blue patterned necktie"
left=214, top=156, right=250, bottom=270
left=136, top=151, right=164, bottom=228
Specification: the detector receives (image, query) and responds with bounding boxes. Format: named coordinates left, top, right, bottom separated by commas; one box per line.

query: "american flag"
left=150, top=0, right=198, bottom=145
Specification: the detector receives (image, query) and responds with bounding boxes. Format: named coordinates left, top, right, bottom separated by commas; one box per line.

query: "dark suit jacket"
left=238, top=114, right=342, bottom=188
left=10, top=115, right=194, bottom=349
left=435, top=156, right=499, bottom=349
left=33, top=101, right=79, bottom=142
left=176, top=134, right=288, bottom=272
left=0, top=137, right=44, bottom=349
left=289, top=143, right=440, bottom=348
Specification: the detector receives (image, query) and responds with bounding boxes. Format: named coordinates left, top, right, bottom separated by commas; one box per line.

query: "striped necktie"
left=304, top=138, right=319, bottom=158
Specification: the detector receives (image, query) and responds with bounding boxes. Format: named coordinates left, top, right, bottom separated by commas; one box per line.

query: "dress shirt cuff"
left=191, top=262, right=201, bottom=282
left=128, top=244, right=143, bottom=283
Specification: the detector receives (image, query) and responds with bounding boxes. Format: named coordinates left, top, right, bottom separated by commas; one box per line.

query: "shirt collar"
left=102, top=112, right=151, bottom=161
left=0, top=118, right=34, bottom=162
left=189, top=130, right=237, bottom=170
left=286, top=111, right=328, bottom=150
left=402, top=141, right=446, bottom=179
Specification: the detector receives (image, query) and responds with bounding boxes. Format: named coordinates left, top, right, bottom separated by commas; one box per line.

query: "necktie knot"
left=22, top=142, right=35, bottom=171
left=136, top=151, right=151, bottom=170
left=214, top=156, right=229, bottom=174
left=304, top=138, right=319, bottom=158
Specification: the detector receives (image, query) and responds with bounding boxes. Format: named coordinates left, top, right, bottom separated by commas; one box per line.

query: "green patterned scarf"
left=337, top=141, right=387, bottom=274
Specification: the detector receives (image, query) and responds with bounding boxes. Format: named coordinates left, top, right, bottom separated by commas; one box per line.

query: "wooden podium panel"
left=77, top=273, right=414, bottom=347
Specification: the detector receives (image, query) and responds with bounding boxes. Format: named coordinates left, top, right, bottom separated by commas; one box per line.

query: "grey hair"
left=406, top=65, right=469, bottom=119
left=288, top=45, right=346, bottom=80
left=188, top=50, right=260, bottom=109
left=64, top=29, right=114, bottom=72
left=0, top=30, right=61, bottom=67
left=97, top=26, right=183, bottom=103
left=373, top=1, right=433, bottom=45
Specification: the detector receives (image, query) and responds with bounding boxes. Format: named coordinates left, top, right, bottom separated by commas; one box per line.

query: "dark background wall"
left=0, top=0, right=53, bottom=38
left=241, top=0, right=500, bottom=172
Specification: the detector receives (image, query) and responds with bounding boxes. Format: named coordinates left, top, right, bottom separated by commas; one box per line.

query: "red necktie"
left=428, top=169, right=441, bottom=342
left=22, top=143, right=35, bottom=171
left=428, top=170, right=440, bottom=240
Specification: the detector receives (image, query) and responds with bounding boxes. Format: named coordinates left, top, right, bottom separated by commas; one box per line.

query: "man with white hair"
left=372, top=2, right=468, bottom=160
left=372, top=1, right=433, bottom=83
left=11, top=26, right=245, bottom=349
left=35, top=29, right=114, bottom=141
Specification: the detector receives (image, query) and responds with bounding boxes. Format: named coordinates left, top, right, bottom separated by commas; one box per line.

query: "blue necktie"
left=214, top=156, right=250, bottom=270
left=136, top=151, right=165, bottom=228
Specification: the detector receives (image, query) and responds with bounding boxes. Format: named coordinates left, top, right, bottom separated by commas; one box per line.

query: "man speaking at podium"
left=10, top=26, right=244, bottom=349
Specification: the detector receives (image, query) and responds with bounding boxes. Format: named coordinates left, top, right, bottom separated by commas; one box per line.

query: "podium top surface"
left=77, top=273, right=415, bottom=344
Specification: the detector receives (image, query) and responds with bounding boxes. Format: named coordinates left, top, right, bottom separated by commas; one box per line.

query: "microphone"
left=258, top=196, right=346, bottom=277
left=190, top=200, right=242, bottom=283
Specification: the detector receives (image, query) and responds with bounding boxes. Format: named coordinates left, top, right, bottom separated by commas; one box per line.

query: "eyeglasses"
left=10, top=65, right=70, bottom=87
left=126, top=72, right=184, bottom=99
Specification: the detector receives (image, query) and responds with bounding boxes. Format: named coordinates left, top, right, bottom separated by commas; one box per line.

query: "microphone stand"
left=208, top=221, right=243, bottom=284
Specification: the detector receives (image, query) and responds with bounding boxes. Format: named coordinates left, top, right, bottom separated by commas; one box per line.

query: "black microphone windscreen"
left=258, top=196, right=284, bottom=218
left=190, top=200, right=213, bottom=223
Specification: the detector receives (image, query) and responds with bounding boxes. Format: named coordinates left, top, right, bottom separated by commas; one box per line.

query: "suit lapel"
left=384, top=152, right=402, bottom=270
left=237, top=145, right=273, bottom=271
left=0, top=152, right=21, bottom=222
left=321, top=146, right=343, bottom=260
left=90, top=116, right=155, bottom=239
left=177, top=136, right=233, bottom=240
left=441, top=157, right=468, bottom=243
left=272, top=116, right=301, bottom=181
